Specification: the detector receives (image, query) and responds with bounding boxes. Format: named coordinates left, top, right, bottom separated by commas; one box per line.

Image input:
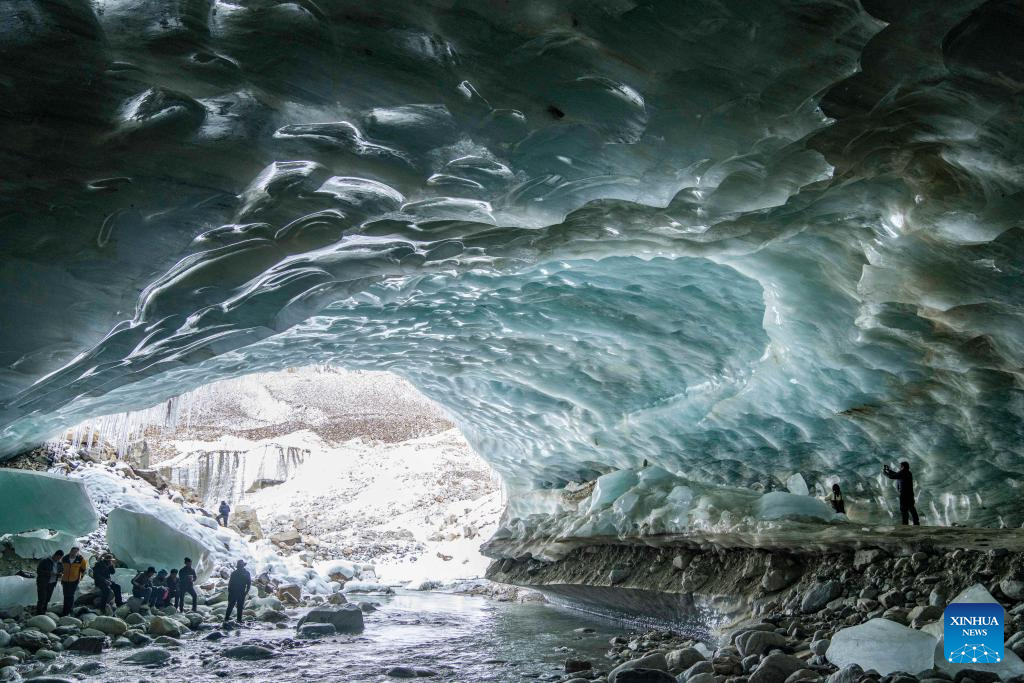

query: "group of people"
left=824, top=460, right=921, bottom=526
left=123, top=557, right=200, bottom=612
left=35, top=550, right=251, bottom=625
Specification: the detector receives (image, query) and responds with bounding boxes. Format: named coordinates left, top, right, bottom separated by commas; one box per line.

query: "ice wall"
left=1, top=1, right=1023, bottom=528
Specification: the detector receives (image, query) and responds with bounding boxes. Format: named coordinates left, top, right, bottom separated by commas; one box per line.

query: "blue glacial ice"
left=0, top=469, right=99, bottom=537
left=1, top=0, right=1023, bottom=543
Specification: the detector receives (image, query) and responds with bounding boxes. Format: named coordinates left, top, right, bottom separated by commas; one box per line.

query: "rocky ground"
left=0, top=577, right=379, bottom=681
left=488, top=543, right=1024, bottom=683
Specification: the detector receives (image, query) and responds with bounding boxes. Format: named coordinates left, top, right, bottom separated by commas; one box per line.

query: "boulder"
left=11, top=629, right=50, bottom=652
left=826, top=618, right=936, bottom=675
left=609, top=653, right=669, bottom=683
left=298, top=623, right=336, bottom=638
left=953, top=671, right=1002, bottom=683
left=763, top=567, right=802, bottom=592
left=223, top=645, right=275, bottom=660
left=90, top=616, right=128, bottom=636
left=297, top=604, right=364, bottom=634
left=616, top=671, right=676, bottom=683
left=908, top=605, right=943, bottom=627
left=667, top=647, right=706, bottom=671
left=148, top=615, right=182, bottom=637
left=277, top=583, right=301, bottom=604
left=270, top=530, right=301, bottom=546
left=802, top=582, right=843, bottom=614
left=258, top=609, right=288, bottom=623
left=25, top=615, right=57, bottom=633
left=1000, top=579, right=1024, bottom=602
left=123, top=648, right=172, bottom=665
left=785, top=669, right=820, bottom=683
left=853, top=549, right=886, bottom=570
left=737, top=630, right=788, bottom=657
left=749, top=653, right=806, bottom=683
left=228, top=505, right=263, bottom=539
left=67, top=636, right=109, bottom=654
left=566, top=659, right=593, bottom=673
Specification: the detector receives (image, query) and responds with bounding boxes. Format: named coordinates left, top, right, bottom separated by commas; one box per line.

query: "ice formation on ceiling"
left=1, top=1, right=1023, bottom=526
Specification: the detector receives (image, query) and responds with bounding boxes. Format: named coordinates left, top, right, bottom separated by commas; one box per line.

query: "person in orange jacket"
left=60, top=547, right=88, bottom=616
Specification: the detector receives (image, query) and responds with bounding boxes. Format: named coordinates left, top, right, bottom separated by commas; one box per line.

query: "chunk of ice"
left=106, top=507, right=213, bottom=578
left=588, top=469, right=640, bottom=514
left=4, top=529, right=78, bottom=559
left=0, top=469, right=99, bottom=536
left=0, top=576, right=38, bottom=609
left=785, top=473, right=809, bottom=496
left=826, top=618, right=937, bottom=675
left=754, top=491, right=834, bottom=522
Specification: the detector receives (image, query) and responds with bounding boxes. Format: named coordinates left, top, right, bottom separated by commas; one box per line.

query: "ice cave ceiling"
left=1, top=0, right=1023, bottom=521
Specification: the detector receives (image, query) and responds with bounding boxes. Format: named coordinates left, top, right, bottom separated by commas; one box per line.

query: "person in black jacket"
left=131, top=567, right=156, bottom=604
left=175, top=557, right=199, bottom=612
left=883, top=461, right=920, bottom=525
left=92, top=554, right=124, bottom=614
left=35, top=550, right=64, bottom=615
left=216, top=501, right=231, bottom=527
left=829, top=484, right=846, bottom=515
left=162, top=569, right=180, bottom=608
left=223, top=559, right=251, bottom=626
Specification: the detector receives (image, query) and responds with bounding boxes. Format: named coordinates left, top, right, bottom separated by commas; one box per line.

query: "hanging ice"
left=0, top=470, right=99, bottom=537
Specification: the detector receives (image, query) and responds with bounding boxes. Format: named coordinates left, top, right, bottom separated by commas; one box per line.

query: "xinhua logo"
left=944, top=603, right=1004, bottom=664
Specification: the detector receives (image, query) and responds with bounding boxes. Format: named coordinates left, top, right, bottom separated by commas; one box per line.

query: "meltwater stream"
left=56, top=591, right=637, bottom=682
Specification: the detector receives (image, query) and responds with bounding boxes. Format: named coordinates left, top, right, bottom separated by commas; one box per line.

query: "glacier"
left=1, top=0, right=1023, bottom=540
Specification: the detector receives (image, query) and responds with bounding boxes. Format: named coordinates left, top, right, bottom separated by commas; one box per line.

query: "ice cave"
left=2, top=0, right=1024, bottom=680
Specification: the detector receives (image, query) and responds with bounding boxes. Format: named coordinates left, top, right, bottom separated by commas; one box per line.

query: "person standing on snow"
left=35, top=549, right=63, bottom=615
left=216, top=501, right=231, bottom=527
left=60, top=547, right=88, bottom=616
left=883, top=460, right=920, bottom=525
left=223, top=559, right=251, bottom=626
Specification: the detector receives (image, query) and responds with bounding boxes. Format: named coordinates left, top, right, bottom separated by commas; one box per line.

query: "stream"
left=56, top=590, right=633, bottom=682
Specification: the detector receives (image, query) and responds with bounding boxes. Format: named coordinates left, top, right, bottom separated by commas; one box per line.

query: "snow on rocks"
left=825, top=618, right=937, bottom=675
